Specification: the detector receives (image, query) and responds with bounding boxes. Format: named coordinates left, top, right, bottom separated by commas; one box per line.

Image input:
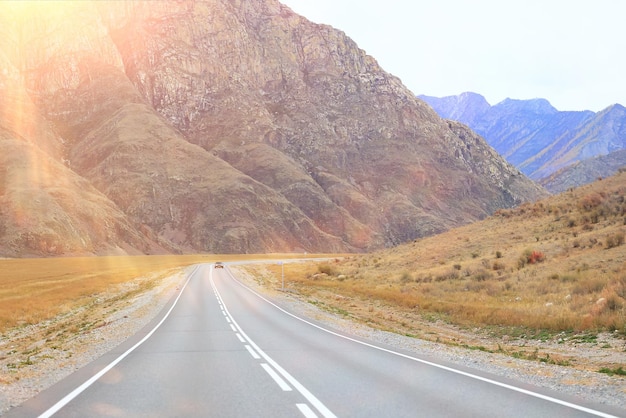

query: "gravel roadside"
left=231, top=266, right=626, bottom=413
left=1, top=264, right=624, bottom=416
left=0, top=268, right=189, bottom=416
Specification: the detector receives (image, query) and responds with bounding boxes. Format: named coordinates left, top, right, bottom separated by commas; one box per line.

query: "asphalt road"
left=7, top=263, right=624, bottom=417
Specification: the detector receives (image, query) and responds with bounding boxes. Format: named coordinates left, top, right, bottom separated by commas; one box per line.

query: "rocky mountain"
left=539, top=149, right=626, bottom=193
left=419, top=93, right=626, bottom=187
left=0, top=1, right=545, bottom=257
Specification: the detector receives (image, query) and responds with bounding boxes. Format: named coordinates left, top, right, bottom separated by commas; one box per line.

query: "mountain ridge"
left=419, top=92, right=626, bottom=190
left=0, top=1, right=546, bottom=257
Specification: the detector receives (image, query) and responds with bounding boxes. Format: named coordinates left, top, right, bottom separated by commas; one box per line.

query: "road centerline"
left=245, top=344, right=261, bottom=359
left=261, top=363, right=292, bottom=391
left=297, top=403, right=318, bottom=418
left=210, top=267, right=337, bottom=418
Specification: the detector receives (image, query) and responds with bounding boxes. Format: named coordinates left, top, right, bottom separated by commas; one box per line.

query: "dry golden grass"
left=260, top=172, right=626, bottom=342
left=0, top=253, right=331, bottom=333
left=2, top=174, right=624, bottom=373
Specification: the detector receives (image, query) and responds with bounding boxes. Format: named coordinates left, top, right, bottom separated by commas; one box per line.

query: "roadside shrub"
left=495, top=209, right=512, bottom=218
left=416, top=274, right=433, bottom=283
left=518, top=249, right=546, bottom=268
left=528, top=250, right=546, bottom=264
left=560, top=274, right=578, bottom=283
left=599, top=367, right=626, bottom=376
left=435, top=270, right=459, bottom=282
left=492, top=261, right=506, bottom=271
left=615, top=274, right=626, bottom=299
left=400, top=271, right=413, bottom=283
left=317, top=263, right=336, bottom=276
left=472, top=269, right=493, bottom=282
left=465, top=279, right=498, bottom=294
left=605, top=232, right=625, bottom=249
left=590, top=211, right=600, bottom=224
left=572, top=276, right=607, bottom=295
left=579, top=193, right=604, bottom=211
left=605, top=292, right=624, bottom=311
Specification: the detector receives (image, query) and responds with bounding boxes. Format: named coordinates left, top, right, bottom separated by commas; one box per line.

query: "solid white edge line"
left=297, top=403, right=318, bottom=418
left=261, top=363, right=292, bottom=391
left=211, top=268, right=336, bottom=418
left=226, top=267, right=621, bottom=418
left=37, top=265, right=199, bottom=418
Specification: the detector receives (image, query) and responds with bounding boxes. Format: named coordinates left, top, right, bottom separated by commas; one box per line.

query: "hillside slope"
left=268, top=171, right=626, bottom=372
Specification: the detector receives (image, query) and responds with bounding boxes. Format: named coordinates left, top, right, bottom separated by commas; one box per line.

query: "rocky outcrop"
left=0, top=1, right=546, bottom=256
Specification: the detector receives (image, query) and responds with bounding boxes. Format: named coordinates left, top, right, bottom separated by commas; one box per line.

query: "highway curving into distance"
left=7, top=263, right=624, bottom=417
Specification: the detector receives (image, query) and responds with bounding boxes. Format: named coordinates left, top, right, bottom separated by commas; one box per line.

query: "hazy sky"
left=280, top=0, right=625, bottom=112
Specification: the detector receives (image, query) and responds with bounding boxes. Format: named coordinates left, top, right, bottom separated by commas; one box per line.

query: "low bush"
left=492, top=261, right=506, bottom=271
left=400, top=271, right=413, bottom=283
left=472, top=269, right=493, bottom=282
left=572, top=276, right=607, bottom=295
left=605, top=232, right=625, bottom=249
left=528, top=250, right=546, bottom=264
left=579, top=193, right=604, bottom=211
left=518, top=249, right=546, bottom=268
left=435, top=270, right=460, bottom=282
left=317, top=263, right=336, bottom=276
left=599, top=367, right=626, bottom=376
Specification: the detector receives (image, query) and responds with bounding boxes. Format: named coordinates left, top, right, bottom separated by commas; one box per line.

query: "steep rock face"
left=36, top=47, right=348, bottom=254
left=0, top=1, right=546, bottom=256
left=420, top=93, right=626, bottom=186
left=100, top=0, right=545, bottom=246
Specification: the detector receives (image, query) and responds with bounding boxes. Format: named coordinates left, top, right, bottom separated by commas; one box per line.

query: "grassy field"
left=0, top=253, right=330, bottom=333
left=256, top=172, right=626, bottom=342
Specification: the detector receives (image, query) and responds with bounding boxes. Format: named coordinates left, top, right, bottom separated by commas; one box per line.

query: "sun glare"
left=0, top=1, right=91, bottom=241
left=3, top=1, right=80, bottom=18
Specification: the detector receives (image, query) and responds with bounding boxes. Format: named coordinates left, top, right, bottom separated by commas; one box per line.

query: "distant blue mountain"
left=419, top=92, right=626, bottom=191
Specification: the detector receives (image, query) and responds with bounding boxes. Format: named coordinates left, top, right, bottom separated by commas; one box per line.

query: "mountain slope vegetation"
left=260, top=171, right=626, bottom=367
